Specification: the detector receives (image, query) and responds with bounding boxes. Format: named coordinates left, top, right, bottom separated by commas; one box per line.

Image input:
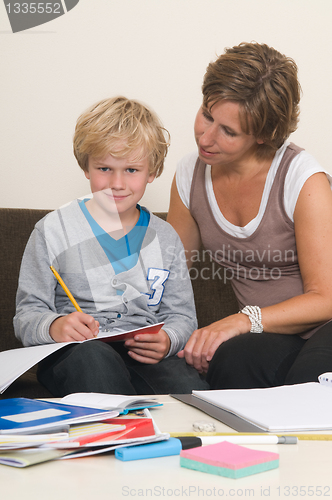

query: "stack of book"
left=0, top=393, right=165, bottom=467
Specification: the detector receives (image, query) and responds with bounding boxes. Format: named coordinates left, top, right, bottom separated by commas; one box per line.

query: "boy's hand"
left=50, top=312, right=100, bottom=343
left=124, top=328, right=170, bottom=364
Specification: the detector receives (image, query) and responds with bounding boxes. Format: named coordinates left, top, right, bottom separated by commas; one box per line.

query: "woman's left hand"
left=177, top=313, right=251, bottom=374
left=124, top=328, right=171, bottom=364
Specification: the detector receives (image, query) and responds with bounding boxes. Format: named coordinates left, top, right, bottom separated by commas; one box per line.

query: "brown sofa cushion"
left=0, top=208, right=53, bottom=398
left=0, top=208, right=52, bottom=351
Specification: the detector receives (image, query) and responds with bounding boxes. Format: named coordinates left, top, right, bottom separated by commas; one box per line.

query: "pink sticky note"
left=180, top=441, right=279, bottom=470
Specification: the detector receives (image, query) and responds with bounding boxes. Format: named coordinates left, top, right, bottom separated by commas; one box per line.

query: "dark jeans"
left=37, top=340, right=209, bottom=397
left=206, top=321, right=332, bottom=389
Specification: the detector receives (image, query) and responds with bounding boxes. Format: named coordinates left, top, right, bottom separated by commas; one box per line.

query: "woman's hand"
left=177, top=313, right=251, bottom=374
left=124, top=329, right=171, bottom=364
left=50, top=312, right=100, bottom=343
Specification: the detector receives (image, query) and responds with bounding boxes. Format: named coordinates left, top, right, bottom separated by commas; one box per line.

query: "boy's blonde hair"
left=73, top=96, right=170, bottom=177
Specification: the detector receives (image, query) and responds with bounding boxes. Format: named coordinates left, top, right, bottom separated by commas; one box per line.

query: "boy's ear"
left=84, top=169, right=90, bottom=180
left=148, top=173, right=156, bottom=184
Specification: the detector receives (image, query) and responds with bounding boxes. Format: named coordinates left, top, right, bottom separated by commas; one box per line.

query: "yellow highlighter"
left=50, top=266, right=82, bottom=313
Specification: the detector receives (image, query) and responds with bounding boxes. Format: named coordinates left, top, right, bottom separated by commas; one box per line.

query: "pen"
left=50, top=266, right=82, bottom=312
left=174, top=435, right=297, bottom=447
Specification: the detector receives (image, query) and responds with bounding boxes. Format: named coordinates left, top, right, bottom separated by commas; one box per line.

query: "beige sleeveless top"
left=189, top=143, right=318, bottom=338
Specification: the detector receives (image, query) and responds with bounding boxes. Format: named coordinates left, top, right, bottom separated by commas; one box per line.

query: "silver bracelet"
left=239, top=305, right=263, bottom=333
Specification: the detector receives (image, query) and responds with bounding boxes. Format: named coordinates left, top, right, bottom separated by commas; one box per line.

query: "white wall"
left=1, top=0, right=332, bottom=211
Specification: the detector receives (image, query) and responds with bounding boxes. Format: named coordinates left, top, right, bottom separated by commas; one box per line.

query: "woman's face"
left=194, top=100, right=262, bottom=168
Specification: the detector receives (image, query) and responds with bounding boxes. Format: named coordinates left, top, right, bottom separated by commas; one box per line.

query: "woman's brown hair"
left=202, top=42, right=301, bottom=158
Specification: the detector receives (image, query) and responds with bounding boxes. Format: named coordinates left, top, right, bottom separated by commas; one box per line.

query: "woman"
left=167, top=42, right=332, bottom=389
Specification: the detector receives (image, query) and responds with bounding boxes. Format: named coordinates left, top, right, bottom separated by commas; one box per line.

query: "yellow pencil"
left=50, top=266, right=82, bottom=312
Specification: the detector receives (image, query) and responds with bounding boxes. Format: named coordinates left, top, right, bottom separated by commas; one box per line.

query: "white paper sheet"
left=193, top=382, right=332, bottom=432
left=0, top=323, right=163, bottom=394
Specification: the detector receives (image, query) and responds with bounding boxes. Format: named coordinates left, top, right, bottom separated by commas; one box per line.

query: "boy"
left=14, top=96, right=209, bottom=396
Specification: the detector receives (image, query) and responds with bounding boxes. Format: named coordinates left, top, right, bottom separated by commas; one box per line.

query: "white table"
left=2, top=395, right=332, bottom=500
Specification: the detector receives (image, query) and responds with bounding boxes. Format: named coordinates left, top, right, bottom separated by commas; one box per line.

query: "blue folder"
left=0, top=397, right=114, bottom=434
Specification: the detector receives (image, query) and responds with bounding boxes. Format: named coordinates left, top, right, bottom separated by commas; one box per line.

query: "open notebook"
left=60, top=392, right=162, bottom=412
left=0, top=323, right=163, bottom=394
left=190, top=373, right=332, bottom=432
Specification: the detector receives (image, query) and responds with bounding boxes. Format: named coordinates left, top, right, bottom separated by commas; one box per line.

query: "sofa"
left=0, top=207, right=239, bottom=399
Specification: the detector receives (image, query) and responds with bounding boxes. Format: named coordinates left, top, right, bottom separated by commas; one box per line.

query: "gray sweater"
left=14, top=201, right=197, bottom=355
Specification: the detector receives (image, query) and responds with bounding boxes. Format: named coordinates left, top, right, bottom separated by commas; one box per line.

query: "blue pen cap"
left=115, top=438, right=181, bottom=461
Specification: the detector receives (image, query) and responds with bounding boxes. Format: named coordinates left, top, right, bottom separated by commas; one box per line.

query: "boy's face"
left=85, top=150, right=155, bottom=224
